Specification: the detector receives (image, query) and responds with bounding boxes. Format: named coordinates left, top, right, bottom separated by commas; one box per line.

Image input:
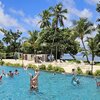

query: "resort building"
left=17, top=52, right=48, bottom=62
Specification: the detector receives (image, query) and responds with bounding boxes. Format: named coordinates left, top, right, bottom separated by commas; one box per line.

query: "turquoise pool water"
left=0, top=66, right=100, bottom=100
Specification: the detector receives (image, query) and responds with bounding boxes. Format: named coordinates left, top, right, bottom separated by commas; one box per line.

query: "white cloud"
left=72, top=8, right=92, bottom=18
left=85, top=0, right=99, bottom=5
left=24, top=16, right=41, bottom=29
left=63, top=14, right=73, bottom=27
left=0, top=2, right=26, bottom=32
left=57, top=0, right=93, bottom=19
left=9, top=8, right=25, bottom=17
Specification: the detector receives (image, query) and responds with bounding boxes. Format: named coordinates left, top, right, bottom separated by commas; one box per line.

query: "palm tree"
left=39, top=10, right=51, bottom=29
left=94, top=33, right=100, bottom=57
left=49, top=3, right=67, bottom=61
left=0, top=29, right=11, bottom=46
left=87, top=37, right=97, bottom=73
left=74, top=18, right=94, bottom=63
left=0, top=29, right=22, bottom=53
left=23, top=30, right=39, bottom=54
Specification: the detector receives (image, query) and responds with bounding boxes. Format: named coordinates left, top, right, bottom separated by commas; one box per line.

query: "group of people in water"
left=0, top=69, right=19, bottom=81
left=0, top=66, right=40, bottom=91
left=1, top=66, right=100, bottom=93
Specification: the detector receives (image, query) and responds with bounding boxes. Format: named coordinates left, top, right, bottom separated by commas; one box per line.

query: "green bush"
left=27, top=64, right=33, bottom=68
left=5, top=62, right=13, bottom=66
left=53, top=66, right=59, bottom=72
left=58, top=67, right=65, bottom=72
left=53, top=66, right=65, bottom=72
left=86, top=70, right=93, bottom=75
left=76, top=60, right=81, bottom=64
left=0, top=61, right=4, bottom=65
left=47, top=64, right=53, bottom=71
left=76, top=67, right=83, bottom=74
left=39, top=64, right=46, bottom=70
left=94, top=70, right=100, bottom=76
left=13, top=63, right=22, bottom=67
left=27, top=64, right=37, bottom=70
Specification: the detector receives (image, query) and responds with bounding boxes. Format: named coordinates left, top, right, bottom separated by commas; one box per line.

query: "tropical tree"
left=22, top=30, right=39, bottom=54
left=49, top=3, right=67, bottom=60
left=74, top=18, right=94, bottom=63
left=0, top=40, right=4, bottom=52
left=39, top=10, right=51, bottom=29
left=94, top=33, right=100, bottom=56
left=0, top=29, right=22, bottom=53
left=87, top=37, right=97, bottom=73
left=60, top=28, right=80, bottom=60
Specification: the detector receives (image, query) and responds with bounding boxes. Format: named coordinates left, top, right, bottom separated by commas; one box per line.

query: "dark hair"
left=9, top=71, right=12, bottom=73
left=15, top=69, right=18, bottom=72
left=72, top=69, right=75, bottom=72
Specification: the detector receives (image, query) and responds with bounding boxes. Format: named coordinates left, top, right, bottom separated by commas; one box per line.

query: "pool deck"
left=2, top=59, right=100, bottom=73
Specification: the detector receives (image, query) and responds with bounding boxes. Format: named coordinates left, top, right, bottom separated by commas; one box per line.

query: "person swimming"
left=0, top=75, right=2, bottom=81
left=72, top=76, right=80, bottom=85
left=8, top=71, right=14, bottom=77
left=14, top=69, right=19, bottom=75
left=23, top=66, right=28, bottom=71
left=30, top=70, right=40, bottom=91
left=95, top=78, right=100, bottom=87
left=2, top=70, right=5, bottom=76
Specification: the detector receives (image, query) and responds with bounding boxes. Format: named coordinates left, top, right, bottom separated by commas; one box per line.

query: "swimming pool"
left=0, top=66, right=100, bottom=100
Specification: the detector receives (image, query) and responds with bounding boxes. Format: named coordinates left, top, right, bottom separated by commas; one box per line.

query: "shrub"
left=76, top=60, right=81, bottom=64
left=27, top=64, right=34, bottom=68
left=94, top=70, right=100, bottom=76
left=39, top=64, right=46, bottom=70
left=53, top=66, right=59, bottom=72
left=27, top=64, right=37, bottom=70
left=0, top=61, right=4, bottom=65
left=53, top=66, right=65, bottom=73
left=76, top=67, right=83, bottom=74
left=5, top=62, right=13, bottom=66
left=13, top=63, right=22, bottom=67
left=47, top=64, right=53, bottom=71
left=58, top=67, right=65, bottom=72
left=86, top=70, right=93, bottom=75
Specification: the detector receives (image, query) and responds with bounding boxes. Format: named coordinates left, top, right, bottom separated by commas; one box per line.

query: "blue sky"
left=0, top=0, right=99, bottom=40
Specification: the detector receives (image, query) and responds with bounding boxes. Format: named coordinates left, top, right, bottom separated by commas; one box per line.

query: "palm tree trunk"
left=69, top=53, right=76, bottom=60
left=56, top=45, right=57, bottom=61
left=81, top=39, right=90, bottom=63
left=91, top=53, right=95, bottom=74
left=50, top=48, right=53, bottom=62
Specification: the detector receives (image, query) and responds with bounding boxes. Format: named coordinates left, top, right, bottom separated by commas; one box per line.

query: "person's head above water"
left=72, top=69, right=75, bottom=72
left=9, top=71, right=12, bottom=73
left=15, top=69, right=18, bottom=72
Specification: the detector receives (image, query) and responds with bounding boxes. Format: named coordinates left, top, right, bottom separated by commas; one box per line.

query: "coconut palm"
left=49, top=3, right=67, bottom=60
left=94, top=33, right=100, bottom=57
left=74, top=18, right=94, bottom=63
left=39, top=10, right=51, bottom=29
left=23, top=30, right=39, bottom=54
left=87, top=37, right=97, bottom=73
left=0, top=29, right=22, bottom=53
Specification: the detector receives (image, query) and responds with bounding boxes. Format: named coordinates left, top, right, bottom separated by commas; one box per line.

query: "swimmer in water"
left=23, top=66, right=28, bottom=70
left=14, top=69, right=19, bottom=75
left=72, top=76, right=80, bottom=85
left=2, top=70, right=5, bottom=76
left=8, top=71, right=14, bottom=77
left=0, top=75, right=2, bottom=81
left=30, top=70, right=40, bottom=91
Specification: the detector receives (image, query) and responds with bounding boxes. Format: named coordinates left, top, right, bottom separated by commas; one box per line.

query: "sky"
left=0, top=0, right=99, bottom=40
